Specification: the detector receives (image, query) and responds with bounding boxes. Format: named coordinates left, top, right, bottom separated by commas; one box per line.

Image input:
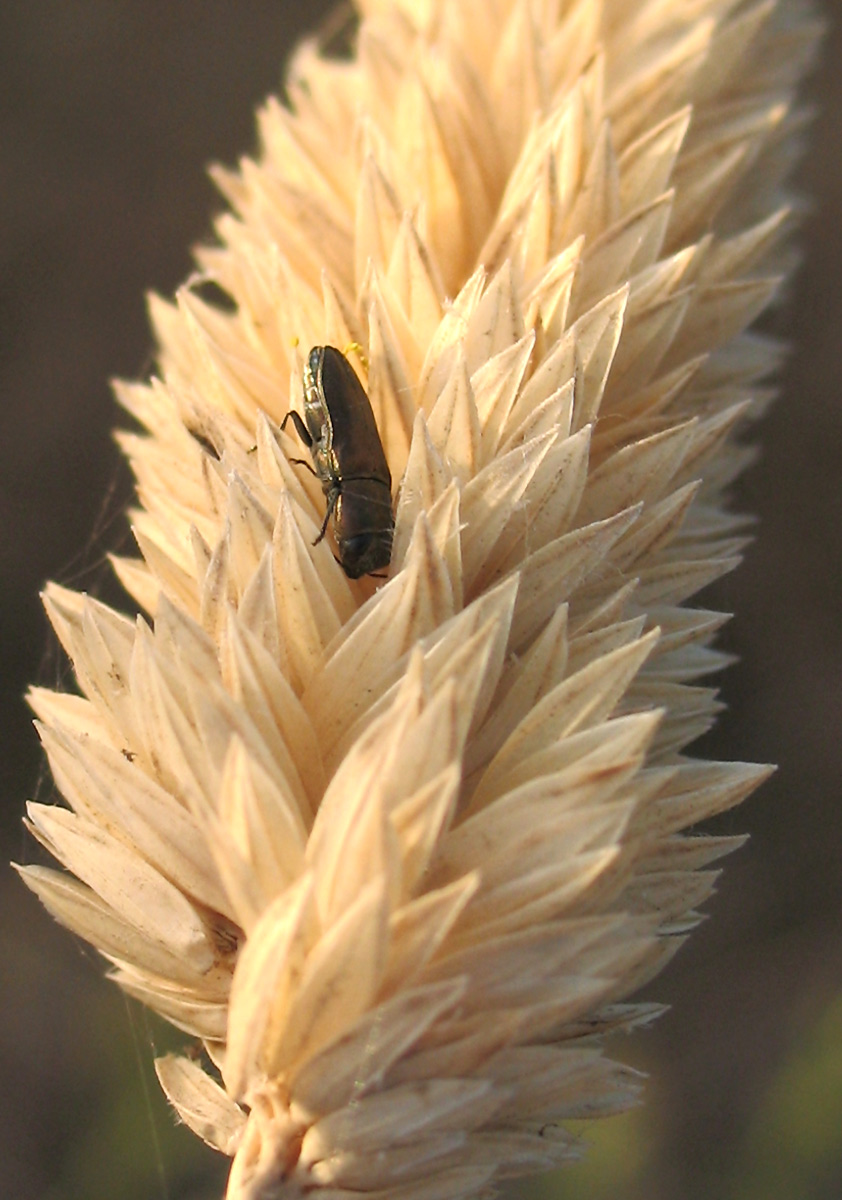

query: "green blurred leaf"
left=727, top=994, right=842, bottom=1200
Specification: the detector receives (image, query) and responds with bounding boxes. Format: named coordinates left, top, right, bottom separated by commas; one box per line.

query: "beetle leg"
left=288, top=456, right=318, bottom=476
left=313, top=488, right=338, bottom=545
left=281, top=409, right=314, bottom=448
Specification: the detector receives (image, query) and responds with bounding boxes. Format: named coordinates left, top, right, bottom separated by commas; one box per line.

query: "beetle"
left=281, top=345, right=394, bottom=579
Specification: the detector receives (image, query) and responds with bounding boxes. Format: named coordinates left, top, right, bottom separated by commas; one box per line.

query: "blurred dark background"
left=0, top=4, right=839, bottom=1199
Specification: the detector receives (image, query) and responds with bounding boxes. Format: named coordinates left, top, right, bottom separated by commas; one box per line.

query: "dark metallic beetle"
left=282, top=345, right=394, bottom=579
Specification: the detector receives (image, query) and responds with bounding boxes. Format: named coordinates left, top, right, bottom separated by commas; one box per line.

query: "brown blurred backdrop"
left=0, top=4, right=840, bottom=1199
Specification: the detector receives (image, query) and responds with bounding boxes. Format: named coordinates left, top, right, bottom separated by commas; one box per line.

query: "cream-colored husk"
left=17, top=1, right=820, bottom=1197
